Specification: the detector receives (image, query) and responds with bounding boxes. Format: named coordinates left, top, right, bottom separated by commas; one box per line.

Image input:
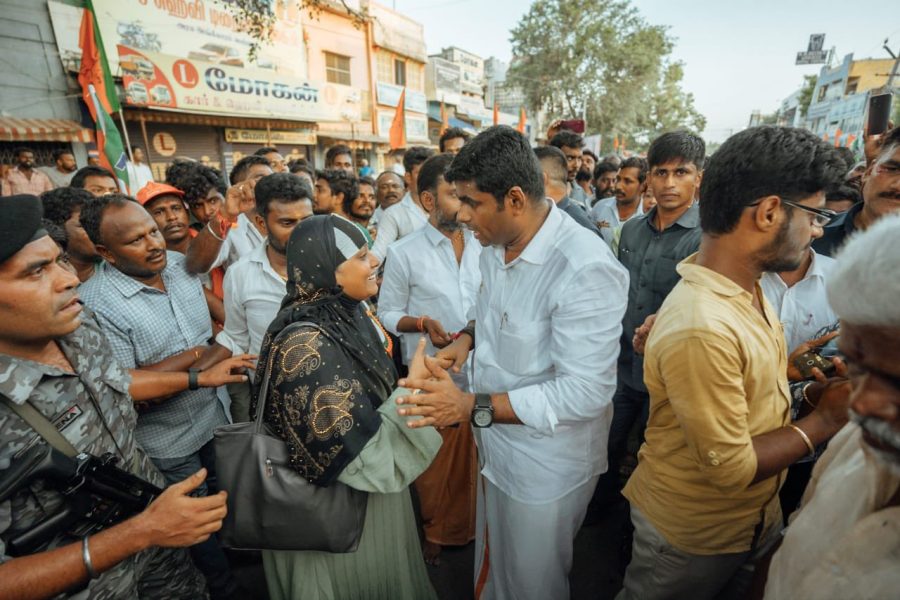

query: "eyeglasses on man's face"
left=746, top=199, right=836, bottom=227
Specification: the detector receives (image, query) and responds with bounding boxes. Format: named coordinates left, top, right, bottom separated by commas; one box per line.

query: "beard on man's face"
left=758, top=216, right=806, bottom=273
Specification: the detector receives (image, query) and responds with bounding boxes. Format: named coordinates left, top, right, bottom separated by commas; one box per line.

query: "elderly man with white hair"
left=763, top=213, right=900, bottom=600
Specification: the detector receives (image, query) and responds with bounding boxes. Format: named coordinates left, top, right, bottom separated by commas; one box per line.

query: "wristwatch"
left=471, top=393, right=494, bottom=428
left=188, top=368, right=201, bottom=391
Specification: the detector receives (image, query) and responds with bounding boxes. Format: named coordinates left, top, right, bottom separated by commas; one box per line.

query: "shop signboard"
left=376, top=82, right=427, bottom=114
left=118, top=45, right=361, bottom=122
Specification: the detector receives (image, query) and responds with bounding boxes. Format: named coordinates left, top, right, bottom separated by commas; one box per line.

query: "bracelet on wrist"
left=787, top=423, right=816, bottom=457
left=206, top=219, right=224, bottom=242
left=82, top=536, right=98, bottom=579
left=801, top=382, right=815, bottom=409
left=416, top=315, right=428, bottom=332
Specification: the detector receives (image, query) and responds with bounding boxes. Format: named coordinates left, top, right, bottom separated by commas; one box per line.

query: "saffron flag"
left=613, top=135, right=619, bottom=151
left=78, top=0, right=119, bottom=118
left=389, top=88, right=407, bottom=150
left=493, top=102, right=499, bottom=126
left=845, top=133, right=857, bottom=148
left=834, top=128, right=843, bottom=147
left=440, top=100, right=449, bottom=136
left=517, top=107, right=526, bottom=133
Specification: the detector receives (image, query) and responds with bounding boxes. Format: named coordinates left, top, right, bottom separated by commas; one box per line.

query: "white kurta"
left=471, top=202, right=629, bottom=599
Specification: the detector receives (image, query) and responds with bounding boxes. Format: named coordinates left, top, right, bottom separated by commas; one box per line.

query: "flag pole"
left=118, top=109, right=134, bottom=163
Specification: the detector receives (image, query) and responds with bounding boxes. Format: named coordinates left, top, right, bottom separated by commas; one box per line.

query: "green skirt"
left=262, top=488, right=439, bottom=600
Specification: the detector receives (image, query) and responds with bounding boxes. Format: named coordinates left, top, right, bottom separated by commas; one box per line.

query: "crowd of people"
left=0, top=119, right=898, bottom=600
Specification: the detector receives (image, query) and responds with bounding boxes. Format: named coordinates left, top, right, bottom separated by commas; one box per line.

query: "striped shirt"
left=79, top=251, right=227, bottom=459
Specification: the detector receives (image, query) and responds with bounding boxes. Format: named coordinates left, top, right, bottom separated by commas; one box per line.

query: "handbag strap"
left=0, top=394, right=79, bottom=458
left=253, top=321, right=325, bottom=434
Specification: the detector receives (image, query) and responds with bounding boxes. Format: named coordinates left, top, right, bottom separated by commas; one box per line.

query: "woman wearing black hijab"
left=251, top=215, right=440, bottom=600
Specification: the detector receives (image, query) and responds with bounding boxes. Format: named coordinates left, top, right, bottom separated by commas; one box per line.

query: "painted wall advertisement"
left=49, top=0, right=307, bottom=78
left=377, top=111, right=428, bottom=142
left=118, top=45, right=361, bottom=122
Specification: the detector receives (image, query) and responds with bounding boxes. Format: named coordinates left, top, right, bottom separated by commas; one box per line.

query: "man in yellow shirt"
left=618, top=126, right=854, bottom=600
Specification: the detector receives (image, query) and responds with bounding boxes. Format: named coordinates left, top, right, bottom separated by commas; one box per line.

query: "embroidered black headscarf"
left=251, top=215, right=397, bottom=485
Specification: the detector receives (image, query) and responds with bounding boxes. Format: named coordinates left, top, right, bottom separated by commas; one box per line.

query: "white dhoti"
left=473, top=473, right=599, bottom=600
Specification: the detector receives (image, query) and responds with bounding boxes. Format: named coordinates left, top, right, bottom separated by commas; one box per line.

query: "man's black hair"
left=834, top=146, right=856, bottom=172
left=699, top=126, right=845, bottom=235
left=130, top=145, right=143, bottom=153
left=647, top=131, right=706, bottom=169
left=439, top=127, right=470, bottom=152
left=402, top=146, right=436, bottom=173
left=80, top=194, right=139, bottom=246
left=825, top=183, right=862, bottom=205
left=533, top=146, right=568, bottom=186
left=71, top=166, right=116, bottom=189
left=42, top=218, right=67, bottom=251
left=165, top=161, right=226, bottom=206
left=14, top=147, right=34, bottom=158
left=52, top=149, right=74, bottom=162
left=593, top=161, right=619, bottom=179
left=317, top=169, right=359, bottom=215
left=549, top=130, right=583, bottom=150
left=445, top=125, right=545, bottom=207
left=40, top=187, right=94, bottom=226
left=230, top=154, right=271, bottom=185
left=582, top=149, right=599, bottom=162
left=416, top=153, right=456, bottom=198
left=619, top=156, right=649, bottom=183
left=325, top=144, right=353, bottom=167
left=254, top=172, right=313, bottom=218
left=289, top=161, right=315, bottom=179
left=359, top=175, right=376, bottom=189
left=253, top=146, right=280, bottom=157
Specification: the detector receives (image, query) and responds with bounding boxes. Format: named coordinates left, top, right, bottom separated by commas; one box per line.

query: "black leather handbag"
left=214, top=322, right=368, bottom=552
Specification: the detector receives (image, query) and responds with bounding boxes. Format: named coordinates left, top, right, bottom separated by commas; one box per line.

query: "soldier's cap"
left=136, top=182, right=184, bottom=207
left=0, top=195, right=48, bottom=265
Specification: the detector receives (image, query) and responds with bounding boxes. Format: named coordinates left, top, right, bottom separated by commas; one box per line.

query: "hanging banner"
left=118, top=45, right=361, bottom=122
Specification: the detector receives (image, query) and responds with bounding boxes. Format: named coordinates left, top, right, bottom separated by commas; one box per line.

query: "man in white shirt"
left=591, top=156, right=647, bottom=245
left=196, top=172, right=313, bottom=422
left=126, top=146, right=155, bottom=193
left=378, top=152, right=481, bottom=565
left=370, top=146, right=435, bottom=260
left=370, top=170, right=405, bottom=230
left=397, top=127, right=629, bottom=600
left=184, top=155, right=273, bottom=275
left=761, top=247, right=837, bottom=354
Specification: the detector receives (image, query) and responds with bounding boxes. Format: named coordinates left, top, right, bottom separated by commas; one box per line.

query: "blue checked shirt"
left=79, top=252, right=227, bottom=459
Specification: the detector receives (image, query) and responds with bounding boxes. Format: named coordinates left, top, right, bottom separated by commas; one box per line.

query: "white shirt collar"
left=493, top=201, right=561, bottom=267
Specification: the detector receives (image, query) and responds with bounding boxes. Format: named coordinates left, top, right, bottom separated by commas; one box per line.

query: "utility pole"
left=883, top=39, right=899, bottom=90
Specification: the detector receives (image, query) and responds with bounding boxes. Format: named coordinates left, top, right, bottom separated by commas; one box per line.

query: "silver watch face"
left=472, top=408, right=492, bottom=427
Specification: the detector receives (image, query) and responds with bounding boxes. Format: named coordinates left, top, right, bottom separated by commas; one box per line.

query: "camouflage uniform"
left=0, top=311, right=207, bottom=599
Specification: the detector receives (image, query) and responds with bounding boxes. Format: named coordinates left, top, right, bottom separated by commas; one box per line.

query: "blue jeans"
left=154, top=439, right=236, bottom=599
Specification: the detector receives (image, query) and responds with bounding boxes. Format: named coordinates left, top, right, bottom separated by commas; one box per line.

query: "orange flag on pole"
left=834, top=128, right=843, bottom=147
left=613, top=135, right=619, bottom=151
left=77, top=0, right=118, bottom=120
left=389, top=88, right=406, bottom=150
left=440, top=100, right=449, bottom=135
left=493, top=102, right=499, bottom=126
left=845, top=134, right=857, bottom=147
left=517, top=106, right=526, bottom=133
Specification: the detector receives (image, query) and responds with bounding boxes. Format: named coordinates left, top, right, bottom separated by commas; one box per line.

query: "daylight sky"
left=395, top=0, right=900, bottom=142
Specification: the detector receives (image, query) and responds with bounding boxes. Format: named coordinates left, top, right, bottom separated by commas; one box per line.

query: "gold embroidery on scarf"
left=310, top=378, right=360, bottom=440
left=278, top=329, right=322, bottom=379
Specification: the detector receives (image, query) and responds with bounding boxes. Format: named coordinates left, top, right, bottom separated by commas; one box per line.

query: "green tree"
left=215, top=1, right=366, bottom=58
left=507, top=0, right=705, bottom=148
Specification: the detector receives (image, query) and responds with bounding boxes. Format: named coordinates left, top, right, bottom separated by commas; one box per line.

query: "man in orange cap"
left=137, top=182, right=192, bottom=255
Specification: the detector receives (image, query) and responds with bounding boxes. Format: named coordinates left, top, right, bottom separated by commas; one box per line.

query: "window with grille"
left=325, top=52, right=351, bottom=86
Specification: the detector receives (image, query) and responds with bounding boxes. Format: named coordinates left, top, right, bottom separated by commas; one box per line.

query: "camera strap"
left=0, top=394, right=78, bottom=458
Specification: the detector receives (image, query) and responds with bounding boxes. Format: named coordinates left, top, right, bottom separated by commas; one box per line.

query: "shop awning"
left=426, top=105, right=479, bottom=134
left=0, top=118, right=94, bottom=143
left=318, top=130, right=389, bottom=145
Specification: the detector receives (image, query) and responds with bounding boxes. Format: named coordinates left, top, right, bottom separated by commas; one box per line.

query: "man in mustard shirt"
left=618, top=126, right=855, bottom=600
